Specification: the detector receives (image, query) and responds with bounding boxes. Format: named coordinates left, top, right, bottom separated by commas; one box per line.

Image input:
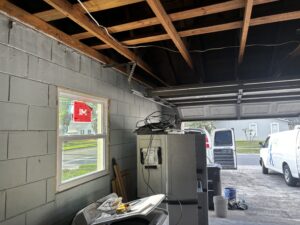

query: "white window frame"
left=249, top=123, right=258, bottom=137
left=270, top=122, right=280, bottom=134
left=57, top=88, right=109, bottom=192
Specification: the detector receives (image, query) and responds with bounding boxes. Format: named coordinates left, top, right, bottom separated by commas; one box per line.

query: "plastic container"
left=224, top=187, right=236, bottom=201
left=213, top=195, right=228, bottom=218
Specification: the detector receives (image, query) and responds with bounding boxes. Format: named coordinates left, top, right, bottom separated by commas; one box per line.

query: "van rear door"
left=212, top=129, right=237, bottom=169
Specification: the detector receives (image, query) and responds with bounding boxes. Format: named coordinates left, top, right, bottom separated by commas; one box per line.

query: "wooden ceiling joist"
left=43, top=0, right=168, bottom=87
left=0, top=1, right=154, bottom=88
left=238, top=0, right=254, bottom=64
left=92, top=11, right=300, bottom=50
left=146, top=0, right=193, bottom=68
left=35, top=0, right=144, bottom=22
left=71, top=0, right=278, bottom=41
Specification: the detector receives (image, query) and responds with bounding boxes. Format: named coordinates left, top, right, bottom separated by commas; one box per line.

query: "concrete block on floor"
left=52, top=41, right=80, bottom=72
left=0, top=133, right=8, bottom=160
left=0, top=191, right=5, bottom=221
left=0, top=14, right=9, bottom=44
left=26, top=202, right=56, bottom=225
left=0, top=214, right=25, bottom=225
left=6, top=180, right=46, bottom=218
left=0, top=159, right=26, bottom=190
left=8, top=132, right=47, bottom=159
left=27, top=154, right=56, bottom=182
left=48, top=85, right=57, bottom=107
left=9, top=22, right=52, bottom=60
left=0, top=44, right=28, bottom=78
left=28, top=106, right=56, bottom=130
left=10, top=77, right=48, bottom=106
left=47, top=131, right=56, bottom=154
left=46, top=177, right=55, bottom=202
left=0, top=102, right=28, bottom=130
left=0, top=73, right=9, bottom=101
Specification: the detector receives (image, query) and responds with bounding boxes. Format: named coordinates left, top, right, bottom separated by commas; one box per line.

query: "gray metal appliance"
left=137, top=134, right=208, bottom=225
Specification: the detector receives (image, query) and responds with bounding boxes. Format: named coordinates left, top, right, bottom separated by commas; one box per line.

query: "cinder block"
left=8, top=132, right=47, bottom=159
left=0, top=44, right=28, bottom=78
left=0, top=14, right=8, bottom=43
left=9, top=22, right=52, bottom=60
left=0, top=73, right=9, bottom=101
left=0, top=102, right=28, bottom=130
left=109, top=100, right=118, bottom=115
left=46, top=177, right=55, bottom=202
left=6, top=180, right=46, bottom=218
left=28, top=56, right=59, bottom=84
left=0, top=159, right=26, bottom=190
left=52, top=41, right=80, bottom=72
left=49, top=85, right=57, bottom=107
left=110, top=130, right=123, bottom=145
left=10, top=77, right=48, bottom=106
left=110, top=115, right=124, bottom=130
left=0, top=191, right=4, bottom=221
left=117, top=102, right=130, bottom=116
left=80, top=55, right=91, bottom=76
left=91, top=60, right=101, bottom=80
left=27, top=154, right=56, bottom=182
left=47, top=131, right=56, bottom=154
left=129, top=104, right=140, bottom=117
left=0, top=214, right=25, bottom=225
left=124, top=117, right=138, bottom=130
left=26, top=202, right=55, bottom=225
left=0, top=133, right=8, bottom=160
left=123, top=130, right=136, bottom=144
left=28, top=106, right=56, bottom=130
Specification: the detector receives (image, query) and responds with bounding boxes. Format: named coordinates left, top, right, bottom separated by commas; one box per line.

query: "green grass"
left=236, top=140, right=262, bottom=154
left=62, top=164, right=97, bottom=181
left=63, top=139, right=97, bottom=151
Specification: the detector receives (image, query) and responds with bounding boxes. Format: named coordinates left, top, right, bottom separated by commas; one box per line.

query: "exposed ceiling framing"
left=0, top=0, right=299, bottom=88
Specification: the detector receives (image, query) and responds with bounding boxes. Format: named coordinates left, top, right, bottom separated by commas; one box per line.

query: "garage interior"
left=0, top=0, right=300, bottom=225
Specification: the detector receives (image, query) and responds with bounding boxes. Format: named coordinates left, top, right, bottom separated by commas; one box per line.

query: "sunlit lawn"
left=236, top=140, right=261, bottom=154
left=62, top=164, right=97, bottom=181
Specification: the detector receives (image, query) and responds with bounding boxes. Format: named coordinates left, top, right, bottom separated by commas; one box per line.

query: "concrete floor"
left=209, top=165, right=300, bottom=225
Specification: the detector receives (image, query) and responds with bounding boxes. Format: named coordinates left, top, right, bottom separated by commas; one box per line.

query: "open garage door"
left=149, top=78, right=300, bottom=120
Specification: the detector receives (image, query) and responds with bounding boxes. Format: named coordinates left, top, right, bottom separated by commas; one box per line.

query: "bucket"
left=224, top=187, right=236, bottom=201
left=213, top=195, right=228, bottom=218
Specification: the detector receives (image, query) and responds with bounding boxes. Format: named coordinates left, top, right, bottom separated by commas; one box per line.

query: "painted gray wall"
left=0, top=13, right=161, bottom=225
left=214, top=119, right=290, bottom=141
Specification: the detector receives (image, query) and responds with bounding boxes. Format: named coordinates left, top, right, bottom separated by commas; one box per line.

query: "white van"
left=212, top=128, right=237, bottom=169
left=260, top=128, right=300, bottom=186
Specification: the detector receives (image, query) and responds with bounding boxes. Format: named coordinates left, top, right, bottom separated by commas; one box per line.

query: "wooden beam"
left=43, top=0, right=168, bottom=87
left=72, top=0, right=278, bottom=40
left=0, top=1, right=153, bottom=88
left=238, top=0, right=254, bottom=64
left=35, top=0, right=144, bottom=22
left=146, top=0, right=193, bottom=68
left=92, top=11, right=300, bottom=50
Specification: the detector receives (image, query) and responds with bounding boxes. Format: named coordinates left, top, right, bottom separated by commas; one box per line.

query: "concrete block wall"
left=0, top=13, right=161, bottom=225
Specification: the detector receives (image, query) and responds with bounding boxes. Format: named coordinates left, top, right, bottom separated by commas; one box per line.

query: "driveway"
left=237, top=153, right=260, bottom=166
left=209, top=155, right=300, bottom=225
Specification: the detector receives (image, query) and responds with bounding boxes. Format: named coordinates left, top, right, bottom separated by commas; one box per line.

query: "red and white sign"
left=73, top=101, right=92, bottom=122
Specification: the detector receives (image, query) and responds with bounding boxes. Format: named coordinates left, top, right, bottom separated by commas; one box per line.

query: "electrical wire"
left=77, top=0, right=300, bottom=55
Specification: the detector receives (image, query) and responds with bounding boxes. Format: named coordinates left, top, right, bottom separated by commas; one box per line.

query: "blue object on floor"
left=224, top=187, right=236, bottom=200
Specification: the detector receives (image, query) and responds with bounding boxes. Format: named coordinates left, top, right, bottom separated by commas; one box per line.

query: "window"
left=249, top=123, right=258, bottom=137
left=57, top=89, right=109, bottom=191
left=270, top=122, right=279, bottom=134
left=214, top=130, right=233, bottom=146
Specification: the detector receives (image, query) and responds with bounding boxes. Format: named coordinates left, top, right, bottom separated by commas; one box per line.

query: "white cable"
left=77, top=0, right=300, bottom=54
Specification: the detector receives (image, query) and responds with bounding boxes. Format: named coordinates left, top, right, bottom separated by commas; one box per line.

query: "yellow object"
left=116, top=203, right=129, bottom=214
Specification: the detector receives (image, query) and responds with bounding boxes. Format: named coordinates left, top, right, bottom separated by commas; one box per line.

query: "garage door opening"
left=183, top=118, right=300, bottom=225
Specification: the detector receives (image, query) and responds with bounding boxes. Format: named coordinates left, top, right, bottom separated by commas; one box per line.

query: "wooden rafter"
left=71, top=0, right=278, bottom=41
left=146, top=0, right=193, bottom=68
left=92, top=11, right=300, bottom=50
left=34, top=0, right=144, bottom=22
left=43, top=0, right=168, bottom=87
left=0, top=1, right=154, bottom=88
left=238, top=0, right=254, bottom=64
